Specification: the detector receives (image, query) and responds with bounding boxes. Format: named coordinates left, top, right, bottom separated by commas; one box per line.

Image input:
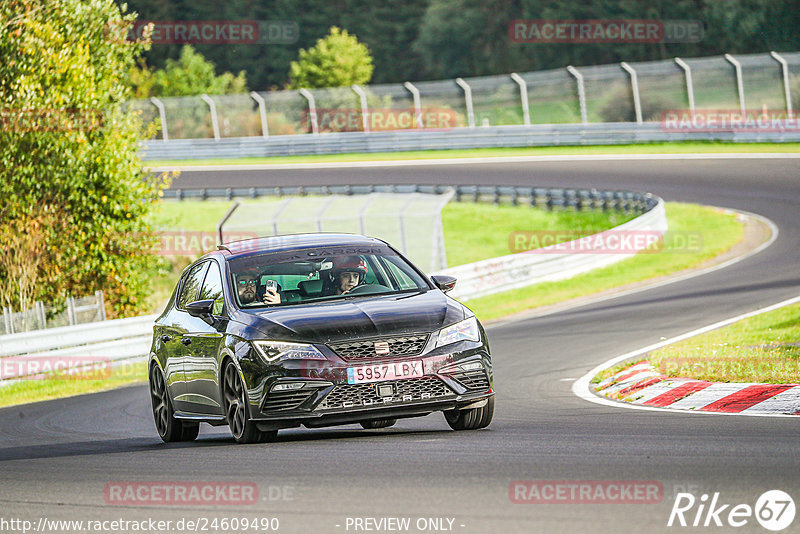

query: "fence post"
left=216, top=201, right=241, bottom=245
left=66, top=296, right=77, bottom=326
left=95, top=291, right=106, bottom=321
left=403, top=81, right=423, bottom=129
left=298, top=89, right=319, bottom=135
left=770, top=51, right=793, bottom=118
left=724, top=54, right=746, bottom=114
left=249, top=91, right=270, bottom=138
left=35, top=301, right=47, bottom=329
left=149, top=97, right=169, bottom=141
left=566, top=66, right=588, bottom=124
left=620, top=62, right=642, bottom=124
left=201, top=94, right=221, bottom=141
left=351, top=84, right=370, bottom=133
left=510, top=73, right=531, bottom=125
left=674, top=57, right=695, bottom=117
left=2, top=306, right=13, bottom=334
left=455, top=78, right=476, bottom=128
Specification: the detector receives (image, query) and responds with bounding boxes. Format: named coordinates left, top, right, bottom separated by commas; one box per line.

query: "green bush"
left=289, top=27, right=373, bottom=90
left=0, top=0, right=171, bottom=317
left=598, top=82, right=677, bottom=123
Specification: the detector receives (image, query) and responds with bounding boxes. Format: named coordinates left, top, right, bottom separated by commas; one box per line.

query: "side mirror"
left=185, top=299, right=215, bottom=318
left=431, top=275, right=457, bottom=293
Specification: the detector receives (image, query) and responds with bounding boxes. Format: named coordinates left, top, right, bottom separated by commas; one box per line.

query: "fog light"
left=272, top=382, right=304, bottom=392
left=459, top=361, right=484, bottom=371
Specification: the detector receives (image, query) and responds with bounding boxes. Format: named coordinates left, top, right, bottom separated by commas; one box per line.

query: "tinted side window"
left=199, top=261, right=224, bottom=315
left=178, top=262, right=209, bottom=309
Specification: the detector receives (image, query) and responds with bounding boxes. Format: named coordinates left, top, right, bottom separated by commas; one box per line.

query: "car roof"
left=217, top=233, right=388, bottom=258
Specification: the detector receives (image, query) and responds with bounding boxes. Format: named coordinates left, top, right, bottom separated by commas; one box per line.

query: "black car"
left=148, top=233, right=494, bottom=444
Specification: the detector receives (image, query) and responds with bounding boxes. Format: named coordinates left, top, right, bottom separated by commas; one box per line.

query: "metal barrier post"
left=510, top=73, right=531, bottom=125
left=620, top=62, right=643, bottom=124
left=403, top=81, right=423, bottom=128
left=724, top=54, right=746, bottom=114
left=455, top=78, right=476, bottom=128
left=201, top=94, right=221, bottom=141
left=3, top=306, right=13, bottom=334
left=66, top=296, right=77, bottom=326
left=770, top=51, right=793, bottom=118
left=249, top=91, right=270, bottom=138
left=674, top=57, right=696, bottom=117
left=95, top=291, right=106, bottom=321
left=299, top=89, right=319, bottom=135
left=35, top=301, right=47, bottom=328
left=217, top=201, right=241, bottom=245
left=566, top=66, right=588, bottom=124
left=352, top=84, right=370, bottom=133
left=149, top=97, right=169, bottom=141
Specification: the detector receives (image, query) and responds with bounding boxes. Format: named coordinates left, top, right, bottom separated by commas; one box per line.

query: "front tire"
left=223, top=362, right=277, bottom=444
left=444, top=396, right=494, bottom=431
left=149, top=365, right=198, bottom=443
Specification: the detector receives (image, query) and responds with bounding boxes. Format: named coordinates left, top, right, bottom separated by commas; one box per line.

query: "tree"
left=288, top=26, right=373, bottom=89
left=0, top=0, right=171, bottom=317
left=135, top=45, right=247, bottom=97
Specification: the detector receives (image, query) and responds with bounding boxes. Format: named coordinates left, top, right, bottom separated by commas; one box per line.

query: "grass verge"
left=144, top=142, right=800, bottom=167
left=646, top=302, right=800, bottom=384
left=464, top=203, right=744, bottom=322
left=0, top=361, right=147, bottom=409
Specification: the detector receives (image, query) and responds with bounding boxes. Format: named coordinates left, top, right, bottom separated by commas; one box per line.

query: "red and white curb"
left=594, top=360, right=800, bottom=415
left=572, top=294, right=800, bottom=418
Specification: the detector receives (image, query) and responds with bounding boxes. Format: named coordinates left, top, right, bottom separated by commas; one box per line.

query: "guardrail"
left=162, top=183, right=657, bottom=213
left=0, top=314, right=156, bottom=383
left=437, top=195, right=666, bottom=300
left=141, top=122, right=800, bottom=161
left=0, top=185, right=662, bottom=381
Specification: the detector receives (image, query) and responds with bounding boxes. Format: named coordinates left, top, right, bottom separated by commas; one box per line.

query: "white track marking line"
left=146, top=153, right=800, bottom=172
left=572, top=293, right=800, bottom=418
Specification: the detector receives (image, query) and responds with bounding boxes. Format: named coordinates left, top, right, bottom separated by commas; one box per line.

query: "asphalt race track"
left=1, top=156, right=799, bottom=533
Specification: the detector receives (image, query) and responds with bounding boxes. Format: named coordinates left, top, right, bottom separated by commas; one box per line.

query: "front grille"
left=329, top=334, right=429, bottom=361
left=262, top=389, right=317, bottom=412
left=317, top=377, right=453, bottom=411
left=450, top=369, right=490, bottom=391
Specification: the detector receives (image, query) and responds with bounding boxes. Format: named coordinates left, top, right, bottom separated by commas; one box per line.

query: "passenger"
left=235, top=272, right=281, bottom=305
left=328, top=256, right=368, bottom=295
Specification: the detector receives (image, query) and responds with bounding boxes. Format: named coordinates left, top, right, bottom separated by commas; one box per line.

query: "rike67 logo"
left=668, top=490, right=795, bottom=531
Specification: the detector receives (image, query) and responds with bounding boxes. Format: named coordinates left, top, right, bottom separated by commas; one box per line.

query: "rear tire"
left=149, top=365, right=199, bottom=443
left=360, top=418, right=397, bottom=429
left=444, top=397, right=494, bottom=431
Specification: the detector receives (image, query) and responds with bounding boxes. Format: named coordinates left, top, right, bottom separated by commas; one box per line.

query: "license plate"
left=346, top=360, right=423, bottom=384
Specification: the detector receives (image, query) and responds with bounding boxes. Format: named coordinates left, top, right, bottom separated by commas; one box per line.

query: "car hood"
left=236, top=290, right=466, bottom=343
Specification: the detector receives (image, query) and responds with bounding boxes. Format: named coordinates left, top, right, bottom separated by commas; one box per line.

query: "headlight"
left=434, top=316, right=480, bottom=348
left=253, top=341, right=326, bottom=363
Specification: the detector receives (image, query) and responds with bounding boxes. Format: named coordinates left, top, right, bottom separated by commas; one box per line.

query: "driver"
left=330, top=256, right=368, bottom=295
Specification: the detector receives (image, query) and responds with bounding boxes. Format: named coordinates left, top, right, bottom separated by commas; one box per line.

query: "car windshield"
left=228, top=245, right=429, bottom=308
